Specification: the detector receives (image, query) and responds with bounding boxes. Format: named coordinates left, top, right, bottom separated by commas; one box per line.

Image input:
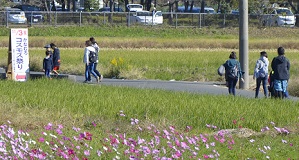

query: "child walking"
left=43, top=50, right=53, bottom=79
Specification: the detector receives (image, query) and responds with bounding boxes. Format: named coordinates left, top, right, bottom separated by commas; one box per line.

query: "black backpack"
left=89, top=50, right=97, bottom=63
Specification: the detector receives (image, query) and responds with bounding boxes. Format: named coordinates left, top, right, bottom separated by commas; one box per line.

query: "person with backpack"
left=253, top=51, right=269, bottom=98
left=90, top=37, right=103, bottom=82
left=83, top=40, right=100, bottom=83
left=223, top=51, right=244, bottom=96
left=271, top=46, right=290, bottom=99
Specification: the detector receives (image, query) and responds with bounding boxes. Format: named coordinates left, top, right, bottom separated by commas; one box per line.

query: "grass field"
left=0, top=78, right=298, bottom=159
left=0, top=26, right=299, bottom=159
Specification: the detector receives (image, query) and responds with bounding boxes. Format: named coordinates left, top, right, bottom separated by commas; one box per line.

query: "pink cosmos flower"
left=84, top=150, right=90, bottom=156
left=57, top=124, right=63, bottom=129
left=56, top=128, right=63, bottom=135
left=44, top=123, right=53, bottom=130
left=38, top=137, right=44, bottom=143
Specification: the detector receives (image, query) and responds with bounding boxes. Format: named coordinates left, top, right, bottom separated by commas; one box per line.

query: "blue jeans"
left=88, top=63, right=98, bottom=78
left=93, top=63, right=101, bottom=77
left=85, top=64, right=91, bottom=81
left=255, top=75, right=268, bottom=98
left=44, top=69, right=51, bottom=78
left=227, top=77, right=238, bottom=96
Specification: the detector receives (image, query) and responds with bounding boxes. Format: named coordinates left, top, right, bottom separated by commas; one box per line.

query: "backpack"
left=227, top=64, right=238, bottom=79
left=257, top=60, right=266, bottom=78
left=89, top=50, right=97, bottom=63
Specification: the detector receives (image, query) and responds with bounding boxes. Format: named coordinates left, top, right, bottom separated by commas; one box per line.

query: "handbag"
left=217, top=64, right=225, bottom=76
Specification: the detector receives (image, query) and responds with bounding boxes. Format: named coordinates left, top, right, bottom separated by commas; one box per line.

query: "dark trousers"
left=227, top=77, right=238, bottom=96
left=94, top=63, right=101, bottom=77
left=255, top=75, right=268, bottom=98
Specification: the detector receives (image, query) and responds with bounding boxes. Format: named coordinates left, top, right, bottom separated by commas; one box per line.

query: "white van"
left=261, top=7, right=296, bottom=27
left=126, top=4, right=143, bottom=12
left=4, top=7, right=27, bottom=24
left=127, top=11, right=163, bottom=25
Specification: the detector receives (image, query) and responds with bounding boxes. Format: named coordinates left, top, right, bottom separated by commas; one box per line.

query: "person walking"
left=90, top=37, right=103, bottom=82
left=83, top=40, right=100, bottom=83
left=253, top=51, right=269, bottom=98
left=223, top=51, right=244, bottom=96
left=50, top=43, right=61, bottom=75
left=271, top=46, right=290, bottom=99
left=43, top=50, right=53, bottom=79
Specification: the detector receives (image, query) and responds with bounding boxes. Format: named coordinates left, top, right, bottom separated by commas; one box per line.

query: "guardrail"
left=0, top=11, right=297, bottom=28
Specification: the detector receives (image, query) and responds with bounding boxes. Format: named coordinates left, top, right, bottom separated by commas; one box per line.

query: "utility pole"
left=239, top=0, right=249, bottom=89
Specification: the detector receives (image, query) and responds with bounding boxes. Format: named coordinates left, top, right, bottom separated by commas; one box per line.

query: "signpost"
left=7, top=28, right=29, bottom=81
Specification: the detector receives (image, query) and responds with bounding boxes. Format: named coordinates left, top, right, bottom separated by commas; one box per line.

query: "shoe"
left=96, top=76, right=100, bottom=83
left=83, top=80, right=92, bottom=83
left=100, top=75, right=103, bottom=82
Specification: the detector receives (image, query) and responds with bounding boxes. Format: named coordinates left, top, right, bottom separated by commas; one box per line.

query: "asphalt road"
left=70, top=74, right=259, bottom=99
left=70, top=74, right=299, bottom=100
left=1, top=69, right=298, bottom=100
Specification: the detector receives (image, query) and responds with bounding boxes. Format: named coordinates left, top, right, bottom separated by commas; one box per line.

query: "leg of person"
left=45, top=70, right=48, bottom=78
left=53, top=66, right=59, bottom=75
left=94, top=63, right=100, bottom=77
left=273, top=79, right=283, bottom=99
left=227, top=79, right=233, bottom=94
left=89, top=63, right=100, bottom=83
left=46, top=69, right=50, bottom=78
left=84, top=64, right=91, bottom=82
left=255, top=78, right=262, bottom=98
left=281, top=80, right=288, bottom=99
left=284, top=90, right=289, bottom=98
left=261, top=76, right=268, bottom=98
left=94, top=63, right=103, bottom=82
left=232, top=78, right=238, bottom=96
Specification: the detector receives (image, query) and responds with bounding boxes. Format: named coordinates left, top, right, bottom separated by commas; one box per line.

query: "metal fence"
left=0, top=11, right=296, bottom=28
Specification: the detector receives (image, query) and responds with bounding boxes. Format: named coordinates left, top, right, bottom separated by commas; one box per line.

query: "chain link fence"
left=0, top=11, right=296, bottom=28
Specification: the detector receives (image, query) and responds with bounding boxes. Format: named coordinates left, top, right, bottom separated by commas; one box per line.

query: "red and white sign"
left=11, top=28, right=29, bottom=81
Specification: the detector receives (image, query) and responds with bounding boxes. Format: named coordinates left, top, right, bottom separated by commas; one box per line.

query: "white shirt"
left=83, top=46, right=96, bottom=64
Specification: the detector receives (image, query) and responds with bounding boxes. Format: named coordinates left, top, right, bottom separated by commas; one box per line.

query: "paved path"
left=70, top=74, right=262, bottom=99
left=69, top=74, right=299, bottom=100
left=1, top=68, right=298, bottom=100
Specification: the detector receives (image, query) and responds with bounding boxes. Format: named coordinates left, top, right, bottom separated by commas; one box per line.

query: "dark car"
left=13, top=4, right=43, bottom=23
left=98, top=7, right=124, bottom=12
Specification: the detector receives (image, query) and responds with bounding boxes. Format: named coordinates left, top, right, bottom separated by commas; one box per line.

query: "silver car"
left=4, top=8, right=27, bottom=24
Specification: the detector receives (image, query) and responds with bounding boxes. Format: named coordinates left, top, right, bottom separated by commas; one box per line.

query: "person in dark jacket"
left=43, top=51, right=53, bottom=79
left=223, top=51, right=244, bottom=96
left=271, top=46, right=290, bottom=99
left=50, top=43, right=61, bottom=75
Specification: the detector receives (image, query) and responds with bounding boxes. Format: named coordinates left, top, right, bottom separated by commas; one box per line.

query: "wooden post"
left=6, top=33, right=12, bottom=80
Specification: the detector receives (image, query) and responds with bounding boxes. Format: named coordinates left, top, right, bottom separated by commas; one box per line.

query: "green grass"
left=0, top=78, right=299, bottom=159
left=0, top=26, right=299, bottom=159
left=1, top=48, right=299, bottom=81
left=1, top=78, right=298, bottom=132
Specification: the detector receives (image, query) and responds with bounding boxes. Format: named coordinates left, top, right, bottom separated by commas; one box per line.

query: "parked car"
left=13, top=4, right=43, bottom=23
left=126, top=4, right=143, bottom=12
left=3, top=7, right=27, bottom=24
left=127, top=10, right=163, bottom=25
left=231, top=10, right=239, bottom=15
left=98, top=7, right=124, bottom=12
left=261, top=7, right=296, bottom=27
left=177, top=6, right=215, bottom=14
